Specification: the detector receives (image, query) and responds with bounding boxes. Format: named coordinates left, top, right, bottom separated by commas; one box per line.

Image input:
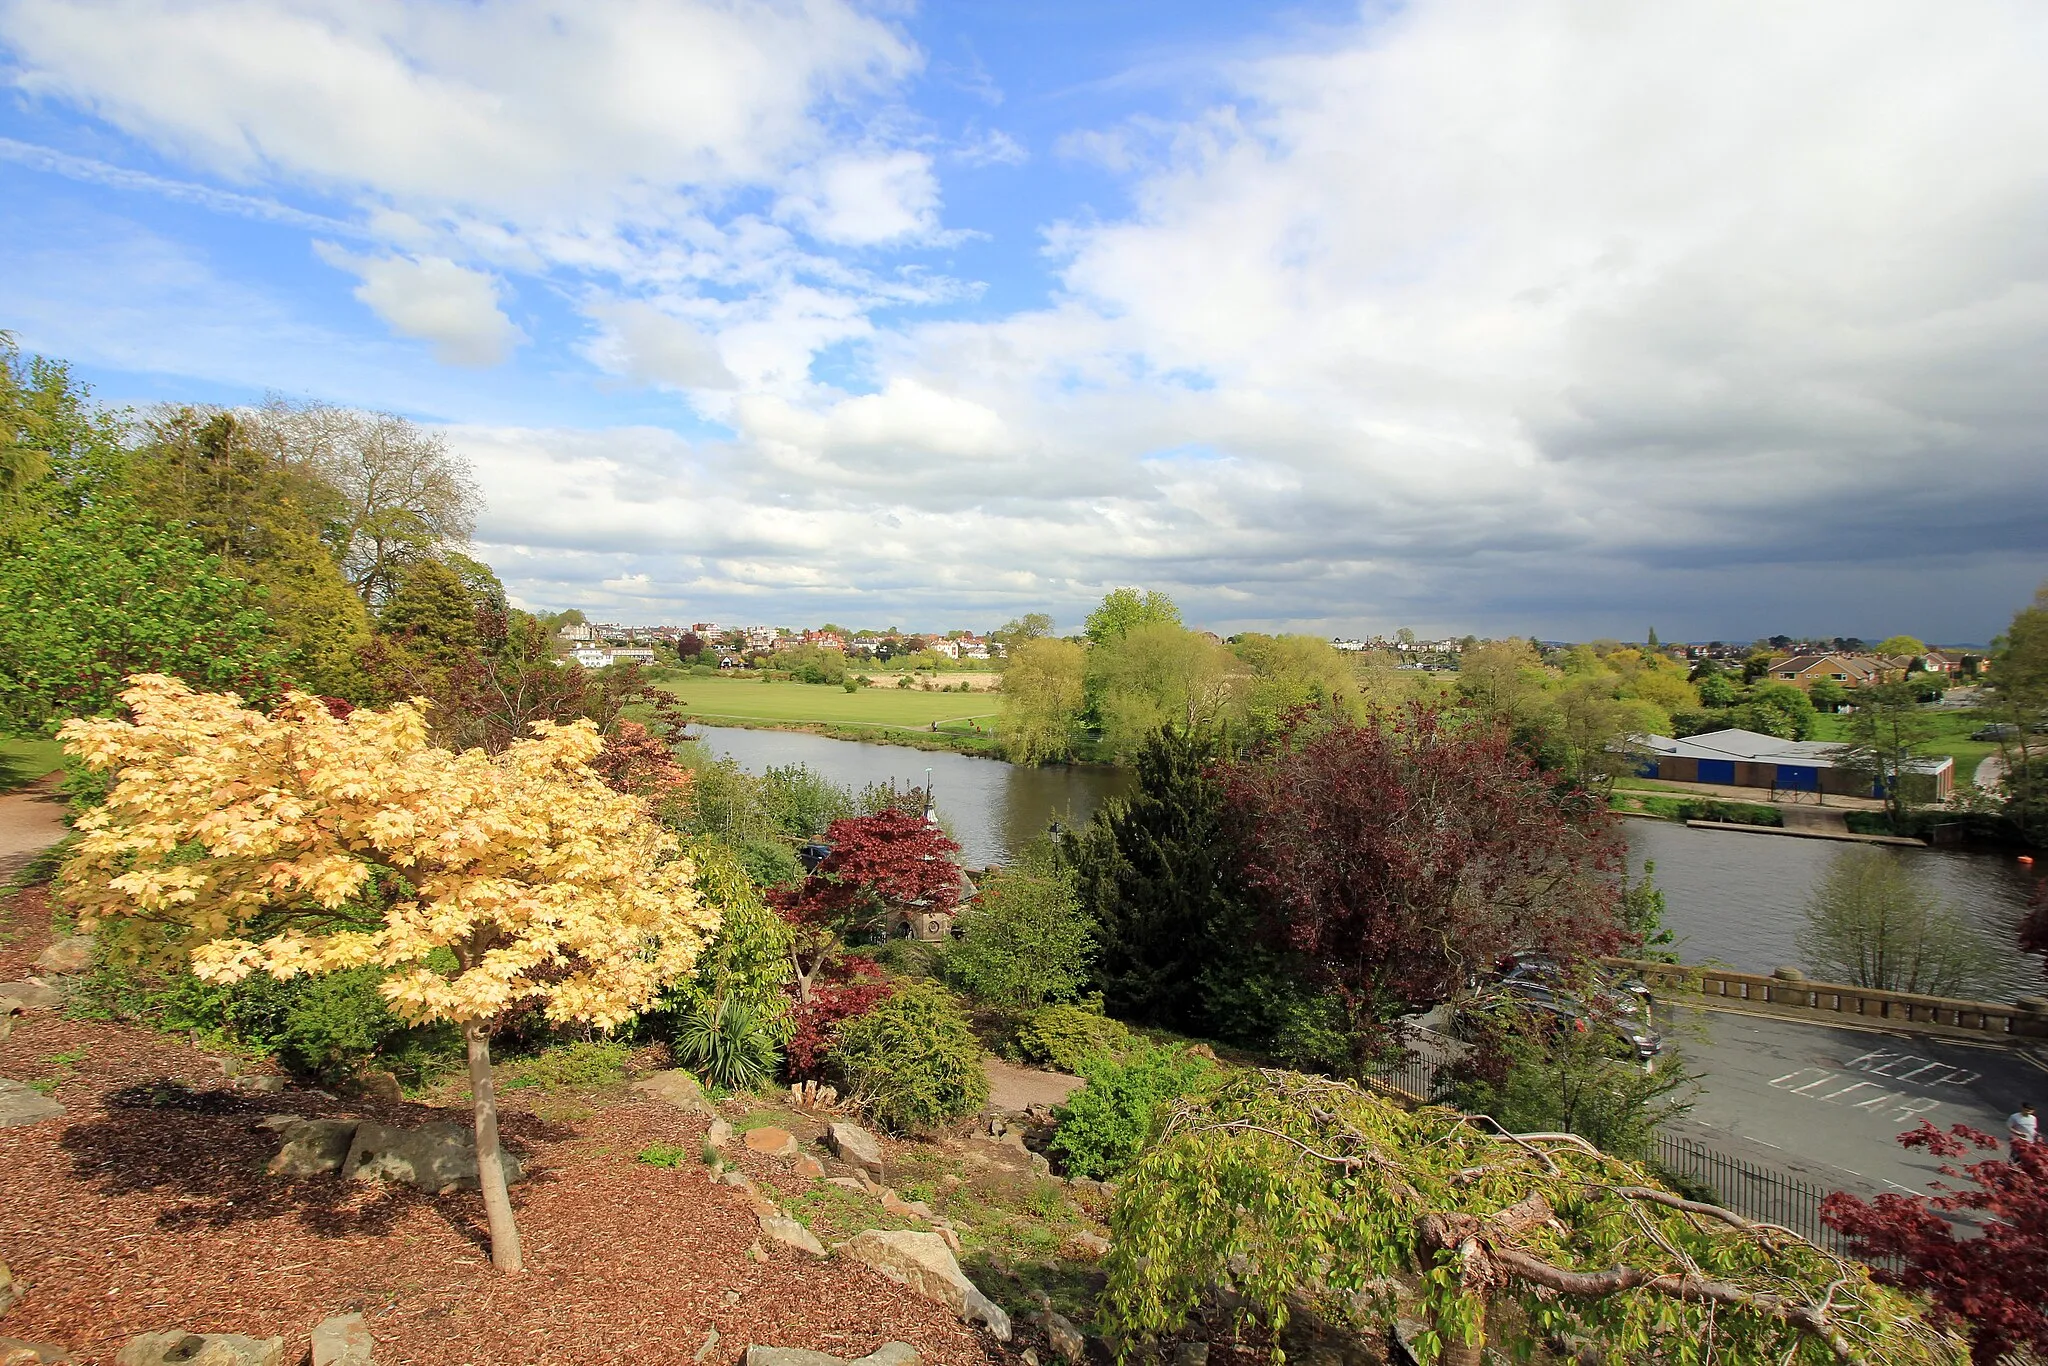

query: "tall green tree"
left=1836, top=682, right=1937, bottom=828
left=1083, top=586, right=1180, bottom=646
left=1989, top=583, right=2048, bottom=844
left=999, top=636, right=1087, bottom=764
left=1089, top=621, right=1235, bottom=759
left=1798, top=847, right=2000, bottom=996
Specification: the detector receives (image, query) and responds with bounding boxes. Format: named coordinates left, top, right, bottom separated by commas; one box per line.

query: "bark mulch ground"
left=0, top=889, right=1005, bottom=1366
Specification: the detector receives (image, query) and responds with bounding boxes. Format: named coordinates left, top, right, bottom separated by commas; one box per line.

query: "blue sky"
left=3, top=0, right=2044, bottom=642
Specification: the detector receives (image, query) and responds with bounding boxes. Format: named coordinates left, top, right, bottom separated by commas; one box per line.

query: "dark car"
left=1971, top=723, right=2019, bottom=741
left=1454, top=976, right=1666, bottom=1067
left=1494, top=952, right=1654, bottom=1006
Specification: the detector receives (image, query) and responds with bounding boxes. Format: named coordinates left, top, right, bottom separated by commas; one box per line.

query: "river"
left=689, top=726, right=2045, bottom=1001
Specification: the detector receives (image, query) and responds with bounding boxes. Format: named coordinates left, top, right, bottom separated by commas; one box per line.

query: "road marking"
left=1838, top=1049, right=1979, bottom=1087
left=1768, top=1068, right=1941, bottom=1123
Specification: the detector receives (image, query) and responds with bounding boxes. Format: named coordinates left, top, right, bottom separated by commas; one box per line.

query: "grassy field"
left=1808, top=709, right=2000, bottom=777
left=655, top=675, right=1002, bottom=733
left=0, top=737, right=64, bottom=792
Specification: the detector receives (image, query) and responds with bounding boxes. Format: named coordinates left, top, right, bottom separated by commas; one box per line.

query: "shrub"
left=500, top=1039, right=631, bottom=1091
left=1013, top=1003, right=1129, bottom=1073
left=637, top=1142, right=693, bottom=1168
left=1050, top=1042, right=1219, bottom=1180
left=674, top=994, right=782, bottom=1091
left=786, top=959, right=895, bottom=1079
left=831, top=980, right=988, bottom=1133
left=947, top=860, right=1093, bottom=1010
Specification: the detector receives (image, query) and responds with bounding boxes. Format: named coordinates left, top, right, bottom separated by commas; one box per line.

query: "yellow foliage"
left=59, top=675, right=721, bottom=1030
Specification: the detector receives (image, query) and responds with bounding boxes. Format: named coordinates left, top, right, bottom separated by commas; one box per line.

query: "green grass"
left=1808, top=710, right=1999, bottom=777
left=0, top=737, right=64, bottom=793
left=655, top=675, right=1001, bottom=733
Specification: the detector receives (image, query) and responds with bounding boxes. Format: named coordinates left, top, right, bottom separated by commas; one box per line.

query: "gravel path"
left=981, top=1059, right=1081, bottom=1113
left=0, top=776, right=68, bottom=884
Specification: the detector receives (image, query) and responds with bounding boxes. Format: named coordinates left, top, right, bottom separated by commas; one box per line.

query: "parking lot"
left=1664, top=1004, right=2048, bottom=1199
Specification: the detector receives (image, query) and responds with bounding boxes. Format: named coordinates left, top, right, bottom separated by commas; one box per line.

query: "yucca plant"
left=674, top=992, right=782, bottom=1091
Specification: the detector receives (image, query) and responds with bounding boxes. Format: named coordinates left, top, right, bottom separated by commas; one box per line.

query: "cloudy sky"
left=2, top=0, right=2044, bottom=642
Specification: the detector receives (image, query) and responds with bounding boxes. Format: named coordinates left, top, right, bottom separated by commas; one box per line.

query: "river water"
left=690, top=726, right=2045, bottom=1000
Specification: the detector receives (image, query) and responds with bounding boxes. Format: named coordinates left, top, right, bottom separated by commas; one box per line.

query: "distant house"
left=1918, top=649, right=1962, bottom=676
left=1632, top=727, right=1952, bottom=802
left=569, top=647, right=611, bottom=669
left=927, top=638, right=961, bottom=660
left=1771, top=653, right=1889, bottom=689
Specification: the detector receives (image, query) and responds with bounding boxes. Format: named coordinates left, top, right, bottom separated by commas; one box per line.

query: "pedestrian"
left=2010, top=1102, right=2038, bottom=1151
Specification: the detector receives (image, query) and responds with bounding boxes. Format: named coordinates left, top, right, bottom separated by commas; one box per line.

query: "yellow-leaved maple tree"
left=59, top=674, right=724, bottom=1271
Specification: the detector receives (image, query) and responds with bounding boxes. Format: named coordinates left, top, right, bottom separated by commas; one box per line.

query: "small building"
left=1771, top=653, right=1889, bottom=690
left=1633, top=728, right=1952, bottom=802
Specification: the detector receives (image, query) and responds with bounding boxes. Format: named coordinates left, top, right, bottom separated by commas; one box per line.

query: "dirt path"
left=0, top=776, right=68, bottom=884
left=982, top=1058, right=1081, bottom=1113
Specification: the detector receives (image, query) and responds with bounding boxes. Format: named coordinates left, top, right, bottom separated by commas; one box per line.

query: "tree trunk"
left=1436, top=1294, right=1486, bottom=1366
left=465, top=1021, right=523, bottom=1273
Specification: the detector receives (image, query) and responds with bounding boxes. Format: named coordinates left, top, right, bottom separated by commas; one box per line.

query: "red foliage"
left=1822, top=1124, right=2048, bottom=1365
left=1221, top=708, right=1628, bottom=1025
left=784, top=959, right=895, bottom=1080
left=591, top=720, right=691, bottom=809
left=771, top=809, right=964, bottom=934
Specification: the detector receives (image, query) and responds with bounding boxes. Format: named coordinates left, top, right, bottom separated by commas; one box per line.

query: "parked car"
left=1452, top=985, right=1666, bottom=1067
left=1493, top=951, right=1655, bottom=1006
left=1971, top=723, right=2020, bottom=741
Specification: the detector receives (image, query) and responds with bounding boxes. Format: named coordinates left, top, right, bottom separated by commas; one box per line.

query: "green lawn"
left=0, top=737, right=65, bottom=792
left=1807, top=710, right=1998, bottom=777
left=654, top=675, right=1001, bottom=732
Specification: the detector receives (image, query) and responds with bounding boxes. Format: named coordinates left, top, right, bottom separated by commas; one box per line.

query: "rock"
left=309, top=1314, right=373, bottom=1366
left=633, top=1070, right=708, bottom=1114
left=1068, top=1177, right=1110, bottom=1199
left=351, top=1071, right=400, bottom=1103
left=879, top=1190, right=932, bottom=1220
left=1186, top=1044, right=1217, bottom=1061
left=843, top=1230, right=1011, bottom=1341
left=743, top=1126, right=797, bottom=1157
left=1069, top=1231, right=1110, bottom=1259
left=0, top=1012, right=13, bottom=1044
left=1041, top=1312, right=1086, bottom=1364
left=114, top=1333, right=285, bottom=1366
left=826, top=1177, right=865, bottom=1191
left=693, top=1329, right=720, bottom=1363
left=269, top=1119, right=360, bottom=1177
left=1174, top=1344, right=1209, bottom=1366
left=720, top=1169, right=752, bottom=1188
left=341, top=1121, right=524, bottom=1195
left=825, top=1121, right=885, bottom=1176
left=0, top=1080, right=64, bottom=1129
left=0, top=1338, right=69, bottom=1365
left=233, top=1076, right=287, bottom=1096
left=744, top=1344, right=917, bottom=1366
left=758, top=1214, right=826, bottom=1258
left=0, top=1261, right=19, bottom=1317
left=1027, top=1151, right=1052, bottom=1179
left=254, top=1114, right=305, bottom=1132
left=931, top=1224, right=961, bottom=1253
left=0, top=983, right=62, bottom=1013
left=1022, top=1351, right=1040, bottom=1366
left=32, top=937, right=92, bottom=976
left=706, top=1118, right=733, bottom=1148
left=792, top=1154, right=824, bottom=1179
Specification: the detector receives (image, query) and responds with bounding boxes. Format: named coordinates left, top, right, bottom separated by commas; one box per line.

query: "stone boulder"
left=310, top=1313, right=373, bottom=1366
left=114, top=1333, right=284, bottom=1366
left=745, top=1345, right=917, bottom=1366
left=32, top=938, right=92, bottom=976
left=0, top=1338, right=69, bottom=1365
left=633, top=1070, right=708, bottom=1114
left=0, top=983, right=62, bottom=1014
left=825, top=1122, right=884, bottom=1176
left=843, top=1230, right=1011, bottom=1341
left=758, top=1215, right=826, bottom=1258
left=1040, top=1311, right=1085, bottom=1364
left=266, top=1120, right=360, bottom=1178
left=0, top=1260, right=20, bottom=1317
left=341, top=1121, right=525, bottom=1195
left=0, top=1080, right=64, bottom=1130
left=743, top=1127, right=798, bottom=1158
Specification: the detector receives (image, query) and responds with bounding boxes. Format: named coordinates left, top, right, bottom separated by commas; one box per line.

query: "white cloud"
left=315, top=245, right=526, bottom=366
left=582, top=299, right=736, bottom=391
left=779, top=151, right=941, bottom=246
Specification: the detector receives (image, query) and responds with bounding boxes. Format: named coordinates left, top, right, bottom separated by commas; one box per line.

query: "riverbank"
left=652, top=676, right=1008, bottom=758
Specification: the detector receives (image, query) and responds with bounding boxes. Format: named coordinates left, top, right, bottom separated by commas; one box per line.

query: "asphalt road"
left=1664, top=1004, right=2048, bottom=1199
